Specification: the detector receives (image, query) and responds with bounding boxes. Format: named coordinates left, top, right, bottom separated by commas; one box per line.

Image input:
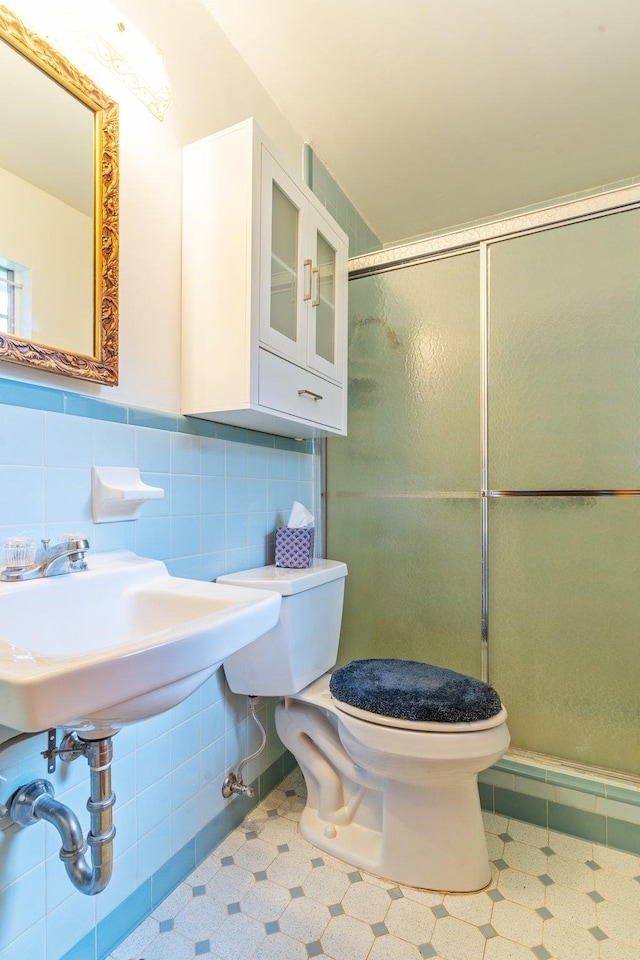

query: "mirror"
left=0, top=5, right=118, bottom=384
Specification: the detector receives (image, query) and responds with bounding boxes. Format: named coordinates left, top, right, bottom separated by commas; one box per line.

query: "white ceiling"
left=200, top=0, right=640, bottom=246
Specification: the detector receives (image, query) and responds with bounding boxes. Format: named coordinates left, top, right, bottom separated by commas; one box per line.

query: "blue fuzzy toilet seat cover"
left=329, top=659, right=502, bottom=724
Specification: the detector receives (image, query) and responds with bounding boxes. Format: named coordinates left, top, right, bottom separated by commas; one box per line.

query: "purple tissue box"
left=275, top=526, right=315, bottom=568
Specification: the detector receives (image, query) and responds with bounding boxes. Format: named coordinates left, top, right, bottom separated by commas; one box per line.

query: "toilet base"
left=297, top=777, right=493, bottom=893
left=275, top=691, right=507, bottom=893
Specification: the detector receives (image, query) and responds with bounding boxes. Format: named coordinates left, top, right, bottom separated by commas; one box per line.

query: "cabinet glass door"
left=260, top=148, right=306, bottom=362
left=307, top=211, right=344, bottom=381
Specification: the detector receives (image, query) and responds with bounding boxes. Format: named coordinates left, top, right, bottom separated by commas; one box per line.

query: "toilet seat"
left=295, top=673, right=508, bottom=733
left=329, top=658, right=504, bottom=726
left=331, top=696, right=508, bottom=732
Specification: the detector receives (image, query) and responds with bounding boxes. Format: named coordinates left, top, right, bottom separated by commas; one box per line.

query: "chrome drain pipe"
left=9, top=735, right=116, bottom=896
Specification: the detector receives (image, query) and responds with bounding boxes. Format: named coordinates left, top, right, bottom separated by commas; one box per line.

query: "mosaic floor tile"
left=502, top=841, right=549, bottom=876
left=543, top=854, right=598, bottom=891
left=505, top=819, right=548, bottom=847
left=385, top=897, right=436, bottom=942
left=342, top=881, right=391, bottom=923
left=594, top=866, right=640, bottom=909
left=547, top=830, right=593, bottom=862
left=430, top=915, right=486, bottom=960
left=241, top=878, right=291, bottom=923
left=321, top=913, right=375, bottom=960
left=109, top=770, right=640, bottom=960
left=369, top=935, right=427, bottom=960
left=544, top=882, right=597, bottom=927
left=484, top=938, right=537, bottom=960
left=302, top=864, right=350, bottom=905
left=597, top=899, right=640, bottom=948
left=542, top=915, right=600, bottom=960
left=491, top=898, right=543, bottom=946
left=253, top=931, right=308, bottom=960
left=599, top=939, right=640, bottom=960
left=279, top=896, right=331, bottom=942
left=172, top=896, right=227, bottom=940
left=234, top=837, right=279, bottom=872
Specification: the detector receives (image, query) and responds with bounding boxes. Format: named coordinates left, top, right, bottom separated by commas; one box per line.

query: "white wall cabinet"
left=182, top=119, right=348, bottom=438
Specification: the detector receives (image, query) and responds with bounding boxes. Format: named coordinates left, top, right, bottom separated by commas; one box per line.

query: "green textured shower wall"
left=488, top=497, right=640, bottom=775
left=488, top=210, right=640, bottom=490
left=486, top=209, right=640, bottom=775
left=328, top=252, right=481, bottom=675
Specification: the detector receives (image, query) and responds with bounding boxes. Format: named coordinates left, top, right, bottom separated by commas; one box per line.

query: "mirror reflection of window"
left=0, top=259, right=31, bottom=338
left=0, top=265, right=15, bottom=333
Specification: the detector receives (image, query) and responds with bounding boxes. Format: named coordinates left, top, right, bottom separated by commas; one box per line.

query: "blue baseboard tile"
left=151, top=839, right=196, bottom=909
left=495, top=787, right=548, bottom=827
left=96, top=880, right=153, bottom=958
left=606, top=816, right=640, bottom=856
left=195, top=807, right=232, bottom=865
left=259, top=756, right=286, bottom=797
left=484, top=757, right=640, bottom=856
left=548, top=800, right=606, bottom=845
left=478, top=782, right=494, bottom=813
left=60, top=930, right=97, bottom=960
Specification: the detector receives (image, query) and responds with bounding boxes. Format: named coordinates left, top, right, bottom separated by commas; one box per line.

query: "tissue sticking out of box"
left=276, top=502, right=315, bottom=568
left=287, top=501, right=314, bottom=528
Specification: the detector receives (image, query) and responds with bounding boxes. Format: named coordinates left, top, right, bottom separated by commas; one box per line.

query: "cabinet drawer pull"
left=311, top=266, right=320, bottom=307
left=303, top=259, right=313, bottom=301
left=298, top=388, right=323, bottom=401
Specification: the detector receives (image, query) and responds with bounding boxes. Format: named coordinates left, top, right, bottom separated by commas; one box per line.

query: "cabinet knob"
left=298, top=389, right=323, bottom=402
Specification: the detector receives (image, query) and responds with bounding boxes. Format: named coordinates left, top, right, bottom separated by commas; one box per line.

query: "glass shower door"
left=327, top=251, right=483, bottom=677
left=487, top=211, right=640, bottom=774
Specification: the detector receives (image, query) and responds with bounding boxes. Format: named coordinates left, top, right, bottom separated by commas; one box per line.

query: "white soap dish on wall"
left=91, top=467, right=164, bottom=523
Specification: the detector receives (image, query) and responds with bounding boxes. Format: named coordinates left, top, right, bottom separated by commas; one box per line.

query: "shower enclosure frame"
left=324, top=181, right=640, bottom=784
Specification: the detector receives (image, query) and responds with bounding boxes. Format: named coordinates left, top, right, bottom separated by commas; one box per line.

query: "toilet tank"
left=218, top=560, right=347, bottom=696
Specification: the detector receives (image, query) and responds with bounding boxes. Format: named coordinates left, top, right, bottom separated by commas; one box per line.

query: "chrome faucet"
left=1, top=535, right=90, bottom=582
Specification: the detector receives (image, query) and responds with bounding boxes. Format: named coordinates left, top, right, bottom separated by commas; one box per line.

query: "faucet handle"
left=3, top=537, right=37, bottom=569
left=62, top=534, right=90, bottom=571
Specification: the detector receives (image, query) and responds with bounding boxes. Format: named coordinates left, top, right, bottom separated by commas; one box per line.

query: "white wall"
left=0, top=167, right=93, bottom=354
left=1, top=0, right=304, bottom=412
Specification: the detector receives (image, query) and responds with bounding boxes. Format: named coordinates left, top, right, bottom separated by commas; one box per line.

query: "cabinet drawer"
left=258, top=349, right=344, bottom=431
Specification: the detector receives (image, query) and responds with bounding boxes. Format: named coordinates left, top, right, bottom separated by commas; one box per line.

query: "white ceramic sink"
left=0, top=550, right=281, bottom=737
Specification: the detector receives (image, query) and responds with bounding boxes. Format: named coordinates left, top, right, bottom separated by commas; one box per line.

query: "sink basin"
left=0, top=550, right=281, bottom=737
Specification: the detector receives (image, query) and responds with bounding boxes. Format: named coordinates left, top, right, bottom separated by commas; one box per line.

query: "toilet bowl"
left=219, top=561, right=510, bottom=892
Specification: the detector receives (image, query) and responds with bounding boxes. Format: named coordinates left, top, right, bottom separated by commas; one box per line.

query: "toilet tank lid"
left=217, top=559, right=347, bottom=596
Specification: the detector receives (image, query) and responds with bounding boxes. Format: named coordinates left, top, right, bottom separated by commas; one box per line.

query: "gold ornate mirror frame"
left=0, top=5, right=119, bottom=384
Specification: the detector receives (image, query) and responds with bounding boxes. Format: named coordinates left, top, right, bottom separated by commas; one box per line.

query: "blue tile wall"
left=303, top=145, right=382, bottom=256
left=0, top=381, right=317, bottom=960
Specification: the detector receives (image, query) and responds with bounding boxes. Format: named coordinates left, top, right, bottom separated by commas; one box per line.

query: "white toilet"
left=219, top=560, right=510, bottom=892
